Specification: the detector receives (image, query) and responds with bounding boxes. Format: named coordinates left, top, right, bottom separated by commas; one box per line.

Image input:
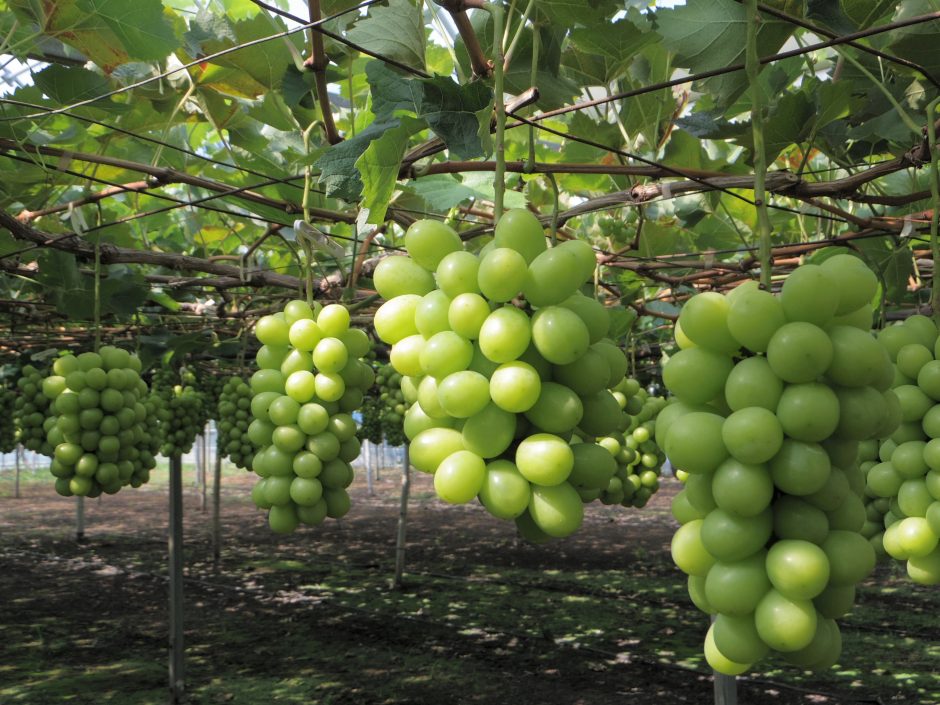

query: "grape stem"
left=745, top=0, right=772, bottom=290
left=484, top=1, right=506, bottom=221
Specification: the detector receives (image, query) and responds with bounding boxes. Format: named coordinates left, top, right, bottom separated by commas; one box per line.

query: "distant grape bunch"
left=374, top=362, right=408, bottom=447
left=13, top=362, right=54, bottom=456
left=249, top=300, right=372, bottom=533
left=41, top=346, right=159, bottom=497
left=665, top=254, right=895, bottom=674
left=859, top=314, right=940, bottom=585
left=216, top=375, right=255, bottom=470
left=372, top=209, right=659, bottom=543
left=151, top=367, right=207, bottom=457
left=0, top=372, right=16, bottom=454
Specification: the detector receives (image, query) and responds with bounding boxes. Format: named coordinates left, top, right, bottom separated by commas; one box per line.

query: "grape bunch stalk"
left=664, top=254, right=896, bottom=675
left=249, top=300, right=372, bottom=533
left=372, top=209, right=661, bottom=542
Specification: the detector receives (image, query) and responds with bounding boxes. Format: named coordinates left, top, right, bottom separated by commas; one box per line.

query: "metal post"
left=212, top=434, right=222, bottom=564
left=366, top=441, right=374, bottom=496
left=392, top=446, right=410, bottom=590
left=75, top=496, right=85, bottom=542
left=711, top=615, right=737, bottom=705
left=168, top=454, right=185, bottom=704
left=200, top=426, right=208, bottom=512
left=14, top=444, right=21, bottom=499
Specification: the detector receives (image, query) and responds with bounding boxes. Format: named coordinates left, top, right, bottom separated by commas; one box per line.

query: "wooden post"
left=392, top=446, right=410, bottom=590
left=75, top=496, right=85, bottom=542
left=168, top=454, right=185, bottom=704
left=212, top=435, right=222, bottom=564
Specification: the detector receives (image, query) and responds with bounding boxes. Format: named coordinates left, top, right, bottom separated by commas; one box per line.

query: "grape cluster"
left=42, top=347, right=158, bottom=497
left=152, top=367, right=206, bottom=457
left=13, top=362, right=54, bottom=456
left=373, top=210, right=654, bottom=542
left=217, top=375, right=255, bottom=470
left=596, top=385, right=668, bottom=508
left=375, top=363, right=409, bottom=446
left=665, top=254, right=896, bottom=675
left=249, top=300, right=372, bottom=533
left=859, top=315, right=940, bottom=584
left=0, top=372, right=16, bottom=454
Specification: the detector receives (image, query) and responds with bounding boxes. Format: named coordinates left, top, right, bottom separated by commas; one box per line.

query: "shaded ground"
left=1, top=464, right=939, bottom=705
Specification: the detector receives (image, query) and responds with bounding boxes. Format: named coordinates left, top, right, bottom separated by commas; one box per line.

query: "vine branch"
left=304, top=0, right=342, bottom=145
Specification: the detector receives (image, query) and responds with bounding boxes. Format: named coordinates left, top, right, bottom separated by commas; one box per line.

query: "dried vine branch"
left=434, top=0, right=492, bottom=79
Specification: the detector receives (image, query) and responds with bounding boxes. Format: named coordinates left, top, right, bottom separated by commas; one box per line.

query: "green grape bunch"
left=217, top=376, right=255, bottom=470
left=152, top=367, right=207, bottom=457
left=13, top=361, right=55, bottom=456
left=249, top=300, right=373, bottom=533
left=357, top=395, right=385, bottom=445
left=0, top=368, right=17, bottom=454
left=860, top=314, right=940, bottom=585
left=372, top=210, right=663, bottom=544
left=375, top=363, right=408, bottom=447
left=664, top=254, right=893, bottom=676
left=42, top=346, right=159, bottom=497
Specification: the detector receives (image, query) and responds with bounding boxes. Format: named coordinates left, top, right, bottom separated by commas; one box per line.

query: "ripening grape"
left=374, top=212, right=662, bottom=542
left=666, top=254, right=895, bottom=675
left=152, top=367, right=206, bottom=457
left=250, top=301, right=370, bottom=533
left=0, top=373, right=16, bottom=453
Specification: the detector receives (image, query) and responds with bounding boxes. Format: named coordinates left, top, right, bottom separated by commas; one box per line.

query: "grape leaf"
left=654, top=0, right=796, bottom=107
left=74, top=0, right=179, bottom=62
left=887, top=0, right=940, bottom=79
left=33, top=66, right=112, bottom=106
left=401, top=175, right=480, bottom=211
left=347, top=0, right=425, bottom=73
left=356, top=117, right=424, bottom=224
left=316, top=120, right=406, bottom=201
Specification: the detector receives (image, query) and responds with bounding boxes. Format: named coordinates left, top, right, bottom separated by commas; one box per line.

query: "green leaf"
left=183, top=9, right=236, bottom=57
left=654, top=0, right=796, bottom=107
left=74, top=0, right=179, bottom=62
left=887, top=0, right=940, bottom=80
left=814, top=80, right=853, bottom=131
left=316, top=120, right=404, bottom=201
left=402, top=175, right=480, bottom=211
left=419, top=77, right=492, bottom=159
left=568, top=19, right=654, bottom=82
left=32, top=65, right=111, bottom=106
left=534, top=0, right=619, bottom=25
left=346, top=0, right=425, bottom=73
left=607, top=306, right=637, bottom=343
left=198, top=14, right=297, bottom=93
left=366, top=61, right=493, bottom=159
left=841, top=0, right=896, bottom=29
left=356, top=118, right=423, bottom=224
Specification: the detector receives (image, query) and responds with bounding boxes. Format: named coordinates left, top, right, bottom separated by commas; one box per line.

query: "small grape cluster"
left=152, top=367, right=206, bottom=457
left=596, top=384, right=667, bottom=508
left=860, top=314, right=940, bottom=584
left=358, top=394, right=385, bottom=445
left=217, top=375, right=254, bottom=470
left=0, top=371, right=16, bottom=454
left=42, top=346, right=158, bottom=497
left=373, top=210, right=654, bottom=542
left=375, top=363, right=408, bottom=447
left=249, top=300, right=372, bottom=533
left=665, top=255, right=895, bottom=675
left=13, top=362, right=54, bottom=456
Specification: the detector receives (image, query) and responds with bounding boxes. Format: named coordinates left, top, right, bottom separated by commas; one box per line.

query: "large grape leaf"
left=316, top=121, right=406, bottom=201
left=9, top=0, right=178, bottom=71
left=654, top=0, right=797, bottom=108
left=886, top=0, right=940, bottom=79
left=196, top=14, right=297, bottom=93
left=346, top=0, right=425, bottom=73
left=366, top=62, right=493, bottom=159
left=356, top=117, right=424, bottom=224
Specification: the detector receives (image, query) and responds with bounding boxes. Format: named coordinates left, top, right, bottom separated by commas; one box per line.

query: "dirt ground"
left=1, top=465, right=937, bottom=705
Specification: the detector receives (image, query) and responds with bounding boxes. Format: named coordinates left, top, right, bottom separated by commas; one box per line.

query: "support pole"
left=14, top=444, right=21, bottom=499
left=168, top=454, right=185, bottom=704
left=75, top=496, right=85, bottom=542
left=366, top=441, right=374, bottom=496
left=212, top=436, right=222, bottom=564
left=392, top=446, right=410, bottom=590
left=200, top=426, right=208, bottom=512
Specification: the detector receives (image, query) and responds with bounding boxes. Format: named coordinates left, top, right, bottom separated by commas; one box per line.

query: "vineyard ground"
left=1, top=465, right=938, bottom=705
